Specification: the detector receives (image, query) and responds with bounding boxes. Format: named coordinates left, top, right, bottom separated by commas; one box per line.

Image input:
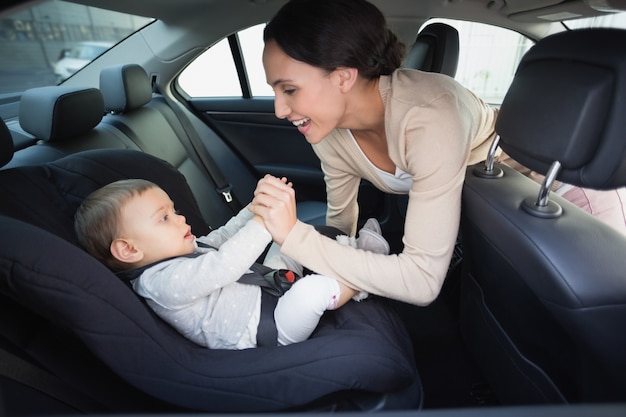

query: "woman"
left=250, top=0, right=499, bottom=305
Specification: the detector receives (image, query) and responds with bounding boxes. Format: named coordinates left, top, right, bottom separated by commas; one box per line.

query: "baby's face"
left=118, top=186, right=196, bottom=267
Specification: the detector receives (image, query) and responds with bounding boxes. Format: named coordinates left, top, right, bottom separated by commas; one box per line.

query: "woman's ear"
left=110, top=238, right=143, bottom=264
left=335, top=67, right=359, bottom=93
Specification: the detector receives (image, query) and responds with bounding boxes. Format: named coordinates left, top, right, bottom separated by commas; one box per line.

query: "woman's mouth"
left=292, top=117, right=311, bottom=134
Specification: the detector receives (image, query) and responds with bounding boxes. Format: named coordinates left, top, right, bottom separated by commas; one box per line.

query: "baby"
left=74, top=178, right=389, bottom=349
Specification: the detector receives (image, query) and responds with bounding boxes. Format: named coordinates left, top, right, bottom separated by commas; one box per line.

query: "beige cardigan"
left=280, top=69, right=498, bottom=305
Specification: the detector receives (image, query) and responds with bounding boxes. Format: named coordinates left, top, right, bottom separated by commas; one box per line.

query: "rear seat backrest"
left=100, top=65, right=189, bottom=164
left=99, top=64, right=239, bottom=227
left=5, top=85, right=139, bottom=169
left=5, top=67, right=328, bottom=230
left=99, top=64, right=327, bottom=227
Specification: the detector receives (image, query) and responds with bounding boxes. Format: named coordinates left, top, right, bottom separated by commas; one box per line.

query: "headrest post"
left=473, top=134, right=503, bottom=178
left=521, top=159, right=563, bottom=219
left=536, top=160, right=561, bottom=207
left=485, top=134, right=500, bottom=173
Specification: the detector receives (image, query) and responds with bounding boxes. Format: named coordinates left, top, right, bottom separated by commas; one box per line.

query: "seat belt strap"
left=151, top=82, right=243, bottom=213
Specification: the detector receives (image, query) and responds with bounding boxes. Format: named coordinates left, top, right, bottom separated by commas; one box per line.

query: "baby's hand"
left=249, top=174, right=297, bottom=245
left=279, top=176, right=293, bottom=188
left=263, top=174, right=293, bottom=188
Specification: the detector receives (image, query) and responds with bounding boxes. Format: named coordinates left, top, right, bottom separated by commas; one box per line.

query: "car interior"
left=1, top=0, right=626, bottom=416
left=0, top=84, right=420, bottom=413
left=460, top=28, right=626, bottom=404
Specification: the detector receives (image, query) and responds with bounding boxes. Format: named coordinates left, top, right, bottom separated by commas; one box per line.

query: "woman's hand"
left=249, top=175, right=297, bottom=245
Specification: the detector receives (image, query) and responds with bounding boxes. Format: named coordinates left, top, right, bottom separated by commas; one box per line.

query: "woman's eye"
left=283, top=88, right=296, bottom=96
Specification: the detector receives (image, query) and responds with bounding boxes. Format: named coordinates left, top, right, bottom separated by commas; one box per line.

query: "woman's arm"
left=254, top=97, right=470, bottom=305
left=279, top=172, right=462, bottom=306
left=250, top=168, right=461, bottom=306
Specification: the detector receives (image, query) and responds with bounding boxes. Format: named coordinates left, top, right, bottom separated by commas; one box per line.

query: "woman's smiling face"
left=262, top=40, right=347, bottom=145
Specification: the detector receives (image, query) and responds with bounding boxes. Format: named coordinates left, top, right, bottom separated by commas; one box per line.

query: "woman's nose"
left=274, top=95, right=290, bottom=120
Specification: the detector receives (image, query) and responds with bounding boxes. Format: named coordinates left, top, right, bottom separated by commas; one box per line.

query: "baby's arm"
left=197, top=177, right=290, bottom=248
left=135, top=219, right=271, bottom=309
left=197, top=205, right=256, bottom=248
left=252, top=214, right=265, bottom=228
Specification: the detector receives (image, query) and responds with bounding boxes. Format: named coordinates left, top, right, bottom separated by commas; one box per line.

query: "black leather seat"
left=460, top=28, right=626, bottom=404
left=404, top=22, right=459, bottom=77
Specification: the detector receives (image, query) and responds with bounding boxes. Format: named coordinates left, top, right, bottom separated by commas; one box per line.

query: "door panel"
left=190, top=97, right=326, bottom=202
left=189, top=97, right=403, bottom=244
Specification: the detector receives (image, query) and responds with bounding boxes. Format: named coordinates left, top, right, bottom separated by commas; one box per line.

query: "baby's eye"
left=160, top=214, right=169, bottom=222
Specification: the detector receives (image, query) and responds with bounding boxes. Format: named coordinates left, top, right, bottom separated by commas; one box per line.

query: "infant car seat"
left=0, top=127, right=420, bottom=412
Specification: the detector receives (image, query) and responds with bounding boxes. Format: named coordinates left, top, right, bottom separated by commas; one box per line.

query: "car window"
left=428, top=13, right=626, bottom=105
left=239, top=24, right=275, bottom=97
left=178, top=24, right=273, bottom=98
left=178, top=12, right=626, bottom=102
left=423, top=19, right=533, bottom=106
left=0, top=0, right=153, bottom=97
left=178, top=37, right=242, bottom=97
left=178, top=21, right=534, bottom=103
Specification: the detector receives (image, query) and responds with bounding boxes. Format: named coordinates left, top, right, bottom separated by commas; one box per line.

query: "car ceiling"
left=62, top=0, right=625, bottom=20
left=3, top=0, right=625, bottom=42
left=52, top=0, right=622, bottom=49
left=1, top=0, right=624, bottom=91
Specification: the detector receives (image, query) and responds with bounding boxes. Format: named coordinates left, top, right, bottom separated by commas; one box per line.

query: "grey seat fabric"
left=19, top=85, right=104, bottom=141
left=404, top=22, right=459, bottom=77
left=99, top=63, right=327, bottom=227
left=5, top=85, right=138, bottom=169
left=460, top=28, right=626, bottom=404
left=100, top=64, right=153, bottom=113
left=100, top=64, right=249, bottom=228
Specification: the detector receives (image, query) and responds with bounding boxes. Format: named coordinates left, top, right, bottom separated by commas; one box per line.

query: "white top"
left=349, top=130, right=412, bottom=193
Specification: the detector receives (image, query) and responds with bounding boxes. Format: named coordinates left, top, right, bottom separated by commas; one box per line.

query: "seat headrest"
left=100, top=64, right=152, bottom=113
left=496, top=28, right=626, bottom=189
left=404, top=22, right=459, bottom=77
left=19, top=86, right=104, bottom=143
left=0, top=117, right=13, bottom=167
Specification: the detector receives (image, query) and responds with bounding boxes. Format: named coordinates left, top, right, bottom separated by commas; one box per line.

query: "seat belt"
left=151, top=82, right=243, bottom=214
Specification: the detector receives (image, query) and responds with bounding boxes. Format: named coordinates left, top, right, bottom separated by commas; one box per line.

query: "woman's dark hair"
left=264, top=0, right=405, bottom=80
